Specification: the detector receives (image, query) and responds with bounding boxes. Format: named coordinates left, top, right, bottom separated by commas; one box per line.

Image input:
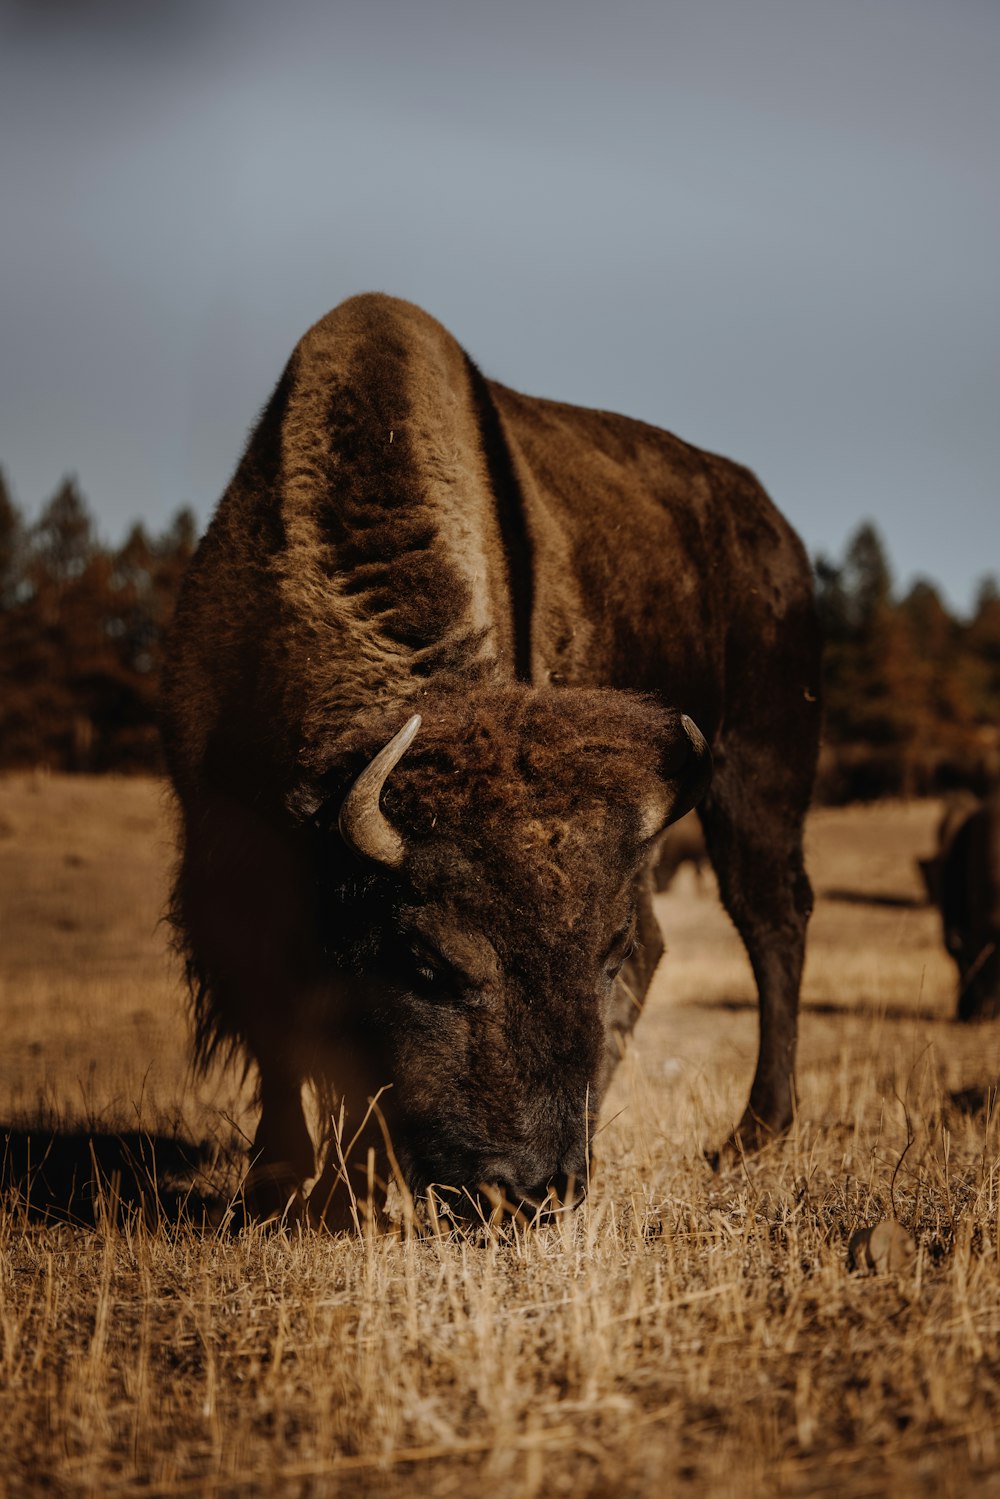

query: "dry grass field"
left=1, top=773, right=999, bottom=1497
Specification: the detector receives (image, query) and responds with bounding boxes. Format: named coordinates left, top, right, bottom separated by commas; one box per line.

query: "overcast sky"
left=1, top=0, right=997, bottom=611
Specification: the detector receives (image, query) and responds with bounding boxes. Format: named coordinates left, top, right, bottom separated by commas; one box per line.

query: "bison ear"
left=284, top=778, right=327, bottom=822
left=638, top=714, right=713, bottom=842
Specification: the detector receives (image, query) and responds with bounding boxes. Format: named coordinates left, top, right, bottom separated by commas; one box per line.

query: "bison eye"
left=407, top=941, right=477, bottom=1001
left=409, top=943, right=447, bottom=988
left=413, top=957, right=440, bottom=987
left=393, top=931, right=484, bottom=1005
left=606, top=940, right=636, bottom=981
left=603, top=922, right=637, bottom=981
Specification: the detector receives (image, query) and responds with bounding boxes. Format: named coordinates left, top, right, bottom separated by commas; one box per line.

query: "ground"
left=0, top=774, right=998, bottom=1497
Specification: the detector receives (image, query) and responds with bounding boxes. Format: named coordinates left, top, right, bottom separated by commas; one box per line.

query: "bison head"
left=304, top=685, right=711, bottom=1219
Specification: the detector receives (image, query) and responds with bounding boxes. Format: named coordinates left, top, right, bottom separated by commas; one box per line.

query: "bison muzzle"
left=161, top=293, right=821, bottom=1227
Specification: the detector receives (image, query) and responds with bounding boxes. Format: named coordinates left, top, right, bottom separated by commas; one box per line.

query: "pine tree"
left=30, top=476, right=94, bottom=585
left=16, top=478, right=113, bottom=768
left=0, top=468, right=24, bottom=609
left=816, top=523, right=914, bottom=748
left=966, top=576, right=1000, bottom=725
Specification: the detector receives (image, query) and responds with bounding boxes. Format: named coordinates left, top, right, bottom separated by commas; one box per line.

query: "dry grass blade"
left=1, top=777, right=999, bottom=1497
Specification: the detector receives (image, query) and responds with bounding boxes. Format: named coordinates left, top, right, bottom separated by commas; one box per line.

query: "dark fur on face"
left=304, top=683, right=696, bottom=1202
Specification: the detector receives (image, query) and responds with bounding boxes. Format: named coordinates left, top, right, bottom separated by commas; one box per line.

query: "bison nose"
left=521, top=1170, right=587, bottom=1213
left=465, top=1170, right=587, bottom=1224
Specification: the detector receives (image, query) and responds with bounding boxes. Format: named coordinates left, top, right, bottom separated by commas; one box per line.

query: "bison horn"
left=338, top=714, right=422, bottom=869
left=671, top=714, right=713, bottom=822
left=640, top=712, right=713, bottom=839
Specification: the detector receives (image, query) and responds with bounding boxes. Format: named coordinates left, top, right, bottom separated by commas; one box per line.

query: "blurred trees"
left=0, top=474, right=996, bottom=799
left=815, top=522, right=999, bottom=801
left=0, top=471, right=195, bottom=771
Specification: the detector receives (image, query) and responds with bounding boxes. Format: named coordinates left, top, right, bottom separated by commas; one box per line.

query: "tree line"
left=0, top=472, right=997, bottom=797
left=815, top=524, right=999, bottom=800
left=0, top=472, right=194, bottom=772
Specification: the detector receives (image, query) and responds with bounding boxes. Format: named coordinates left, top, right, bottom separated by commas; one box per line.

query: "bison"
left=161, top=293, right=821, bottom=1226
left=919, top=793, right=1000, bottom=1021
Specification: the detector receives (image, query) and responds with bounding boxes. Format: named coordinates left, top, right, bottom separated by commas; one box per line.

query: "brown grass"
left=1, top=774, right=998, bottom=1497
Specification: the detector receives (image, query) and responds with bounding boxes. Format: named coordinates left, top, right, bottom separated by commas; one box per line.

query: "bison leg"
left=249, top=1061, right=392, bottom=1233
left=246, top=1067, right=315, bottom=1222
left=308, top=1108, right=391, bottom=1234
left=296, top=1030, right=400, bottom=1232
left=957, top=944, right=1000, bottom=1022
left=699, top=731, right=815, bottom=1157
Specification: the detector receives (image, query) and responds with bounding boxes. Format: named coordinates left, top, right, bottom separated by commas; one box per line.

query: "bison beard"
left=161, top=293, right=822, bottom=1229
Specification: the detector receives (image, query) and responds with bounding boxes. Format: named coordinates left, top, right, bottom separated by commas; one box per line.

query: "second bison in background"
left=161, top=293, right=822, bottom=1226
left=920, top=793, right=1000, bottom=1021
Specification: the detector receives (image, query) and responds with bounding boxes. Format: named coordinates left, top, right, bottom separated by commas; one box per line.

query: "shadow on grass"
left=0, top=1123, right=233, bottom=1228
left=947, top=1084, right=998, bottom=1116
left=691, top=996, right=948, bottom=1024
left=820, top=887, right=926, bottom=910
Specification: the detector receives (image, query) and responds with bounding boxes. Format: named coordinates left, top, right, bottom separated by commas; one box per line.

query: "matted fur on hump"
left=271, top=295, right=518, bottom=760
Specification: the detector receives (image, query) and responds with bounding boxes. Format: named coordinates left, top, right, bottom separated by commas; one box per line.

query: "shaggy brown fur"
left=161, top=293, right=821, bottom=1223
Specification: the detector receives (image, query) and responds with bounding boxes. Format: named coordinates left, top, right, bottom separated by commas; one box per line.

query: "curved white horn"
left=338, top=714, right=422, bottom=868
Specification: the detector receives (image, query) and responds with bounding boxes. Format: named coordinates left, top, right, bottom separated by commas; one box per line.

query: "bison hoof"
left=706, top=1109, right=792, bottom=1171
left=957, top=990, right=1000, bottom=1024
left=243, top=1163, right=308, bottom=1227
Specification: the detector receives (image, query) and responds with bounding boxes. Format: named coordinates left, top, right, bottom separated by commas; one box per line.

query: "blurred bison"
left=161, top=294, right=821, bottom=1226
left=919, top=793, right=1000, bottom=1021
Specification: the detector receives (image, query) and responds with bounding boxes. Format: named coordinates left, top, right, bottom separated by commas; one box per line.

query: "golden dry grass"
left=1, top=774, right=999, bottom=1497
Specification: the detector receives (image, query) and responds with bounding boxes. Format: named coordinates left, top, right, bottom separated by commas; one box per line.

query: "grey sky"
left=1, top=0, right=997, bottom=611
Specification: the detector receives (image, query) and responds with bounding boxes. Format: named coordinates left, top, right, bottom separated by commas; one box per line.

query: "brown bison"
left=161, top=293, right=821, bottom=1225
left=919, top=793, right=1000, bottom=1021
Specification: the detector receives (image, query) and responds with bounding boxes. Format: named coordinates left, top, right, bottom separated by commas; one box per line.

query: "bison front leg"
left=308, top=1113, right=392, bottom=1233
left=246, top=1067, right=315, bottom=1222
left=957, top=945, right=1000, bottom=1022
left=699, top=731, right=816, bottom=1160
left=292, top=1023, right=400, bottom=1232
